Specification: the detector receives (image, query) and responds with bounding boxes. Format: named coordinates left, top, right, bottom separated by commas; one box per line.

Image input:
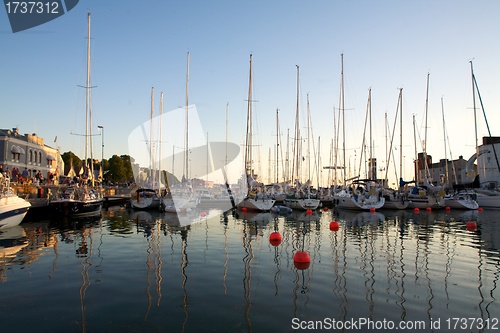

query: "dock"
left=12, top=184, right=132, bottom=212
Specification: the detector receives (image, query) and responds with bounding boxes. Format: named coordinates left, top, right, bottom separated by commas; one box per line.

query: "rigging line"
left=473, top=74, right=500, bottom=174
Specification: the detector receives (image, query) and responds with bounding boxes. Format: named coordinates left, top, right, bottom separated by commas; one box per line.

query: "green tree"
left=108, top=155, right=126, bottom=183
left=120, top=155, right=134, bottom=182
left=61, top=151, right=82, bottom=168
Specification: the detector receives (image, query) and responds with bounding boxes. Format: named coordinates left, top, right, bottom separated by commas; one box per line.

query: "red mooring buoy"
left=241, top=207, right=247, bottom=213
left=306, top=209, right=313, bottom=215
left=293, top=251, right=311, bottom=270
left=269, top=232, right=282, bottom=246
left=426, top=207, right=432, bottom=212
left=370, top=207, right=375, bottom=213
left=414, top=207, right=420, bottom=213
left=323, top=206, right=329, bottom=212
left=329, top=221, right=339, bottom=231
left=466, top=221, right=477, bottom=231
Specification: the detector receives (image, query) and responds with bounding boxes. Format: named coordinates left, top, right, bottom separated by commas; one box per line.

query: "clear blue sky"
left=1, top=1, right=499, bottom=185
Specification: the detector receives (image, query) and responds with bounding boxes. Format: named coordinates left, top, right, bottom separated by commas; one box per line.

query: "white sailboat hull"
left=444, top=198, right=479, bottom=210
left=130, top=189, right=161, bottom=210
left=283, top=198, right=320, bottom=211
left=238, top=198, right=275, bottom=211
left=382, top=199, right=409, bottom=210
left=407, top=194, right=445, bottom=209
left=163, top=196, right=199, bottom=213
left=475, top=191, right=500, bottom=208
left=444, top=191, right=479, bottom=210
left=131, top=197, right=160, bottom=210
left=334, top=193, right=385, bottom=211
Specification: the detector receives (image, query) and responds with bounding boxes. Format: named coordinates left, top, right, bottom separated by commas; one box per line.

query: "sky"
left=1, top=0, right=499, bottom=186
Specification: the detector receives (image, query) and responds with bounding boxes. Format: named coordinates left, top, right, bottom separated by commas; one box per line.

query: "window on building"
left=11, top=151, right=20, bottom=161
left=10, top=146, right=21, bottom=162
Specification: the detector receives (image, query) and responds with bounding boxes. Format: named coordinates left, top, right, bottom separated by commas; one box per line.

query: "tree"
left=120, top=155, right=134, bottom=182
left=107, top=155, right=126, bottom=183
left=61, top=151, right=82, bottom=168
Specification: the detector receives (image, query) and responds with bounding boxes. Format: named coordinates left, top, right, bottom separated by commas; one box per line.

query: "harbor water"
left=1, top=206, right=499, bottom=332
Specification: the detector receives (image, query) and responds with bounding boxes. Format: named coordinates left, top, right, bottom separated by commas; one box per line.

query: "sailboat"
left=382, top=88, right=409, bottom=210
left=283, top=65, right=320, bottom=211
left=237, top=54, right=276, bottom=212
left=332, top=57, right=384, bottom=211
left=438, top=97, right=478, bottom=210
left=406, top=74, right=445, bottom=210
left=462, top=61, right=500, bottom=208
left=130, top=87, right=162, bottom=210
left=49, top=13, right=103, bottom=217
left=162, top=52, right=201, bottom=213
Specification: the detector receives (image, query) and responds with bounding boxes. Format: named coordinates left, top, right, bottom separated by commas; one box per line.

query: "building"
left=0, top=127, right=63, bottom=183
left=415, top=152, right=475, bottom=188
left=462, top=136, right=500, bottom=189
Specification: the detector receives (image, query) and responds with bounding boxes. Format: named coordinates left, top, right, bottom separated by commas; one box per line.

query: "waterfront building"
left=415, top=152, right=476, bottom=189
left=463, top=137, right=500, bottom=189
left=0, top=127, right=63, bottom=184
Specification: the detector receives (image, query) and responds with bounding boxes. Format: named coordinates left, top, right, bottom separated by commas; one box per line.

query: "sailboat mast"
left=413, top=114, right=418, bottom=184
left=159, top=92, right=164, bottom=192
left=470, top=61, right=478, bottom=159
left=285, top=128, right=290, bottom=182
left=85, top=12, right=91, bottom=179
left=369, top=88, right=373, bottom=179
left=150, top=87, right=155, bottom=185
left=341, top=54, right=346, bottom=186
left=244, top=54, right=253, bottom=178
left=359, top=89, right=370, bottom=179
left=225, top=102, right=228, bottom=168
left=399, top=88, right=403, bottom=184
left=276, top=108, right=279, bottom=183
left=307, top=93, right=311, bottom=181
left=292, top=65, right=300, bottom=182
left=423, top=72, right=430, bottom=182
left=184, top=51, right=190, bottom=181
left=441, top=96, right=449, bottom=187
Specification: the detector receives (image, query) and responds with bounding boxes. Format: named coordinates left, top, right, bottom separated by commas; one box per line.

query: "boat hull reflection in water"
left=0, top=206, right=499, bottom=332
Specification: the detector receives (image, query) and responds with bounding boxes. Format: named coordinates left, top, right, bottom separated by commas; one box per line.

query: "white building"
left=0, top=127, right=63, bottom=183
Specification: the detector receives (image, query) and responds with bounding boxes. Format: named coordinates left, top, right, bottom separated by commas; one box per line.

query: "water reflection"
left=0, top=226, right=28, bottom=282
left=0, top=207, right=498, bottom=332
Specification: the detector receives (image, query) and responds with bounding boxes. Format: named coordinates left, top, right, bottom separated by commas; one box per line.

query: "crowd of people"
left=0, top=165, right=58, bottom=185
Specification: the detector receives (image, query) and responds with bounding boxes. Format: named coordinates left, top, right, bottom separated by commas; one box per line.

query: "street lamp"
left=98, top=125, right=104, bottom=184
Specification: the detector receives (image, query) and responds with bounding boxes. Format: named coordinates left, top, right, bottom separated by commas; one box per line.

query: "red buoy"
left=269, top=232, right=282, bottom=246
left=445, top=206, right=451, bottom=211
left=323, top=206, right=329, bottom=212
left=200, top=211, right=207, bottom=217
left=293, top=251, right=311, bottom=270
left=478, top=207, right=483, bottom=212
left=306, top=209, right=313, bottom=215
left=241, top=207, right=248, bottom=213
left=466, top=221, right=477, bottom=231
left=426, top=207, right=432, bottom=212
left=414, top=207, right=420, bottom=213
left=369, top=207, right=375, bottom=213
left=329, top=221, right=339, bottom=231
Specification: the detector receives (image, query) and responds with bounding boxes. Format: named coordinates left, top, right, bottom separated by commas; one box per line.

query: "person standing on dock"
left=22, top=168, right=29, bottom=183
left=12, top=167, right=20, bottom=183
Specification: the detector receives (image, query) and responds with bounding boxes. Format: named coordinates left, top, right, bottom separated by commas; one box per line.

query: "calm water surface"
left=1, top=206, right=499, bottom=332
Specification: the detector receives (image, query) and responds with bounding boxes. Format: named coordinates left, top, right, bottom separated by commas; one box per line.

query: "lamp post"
left=98, top=125, right=104, bottom=184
